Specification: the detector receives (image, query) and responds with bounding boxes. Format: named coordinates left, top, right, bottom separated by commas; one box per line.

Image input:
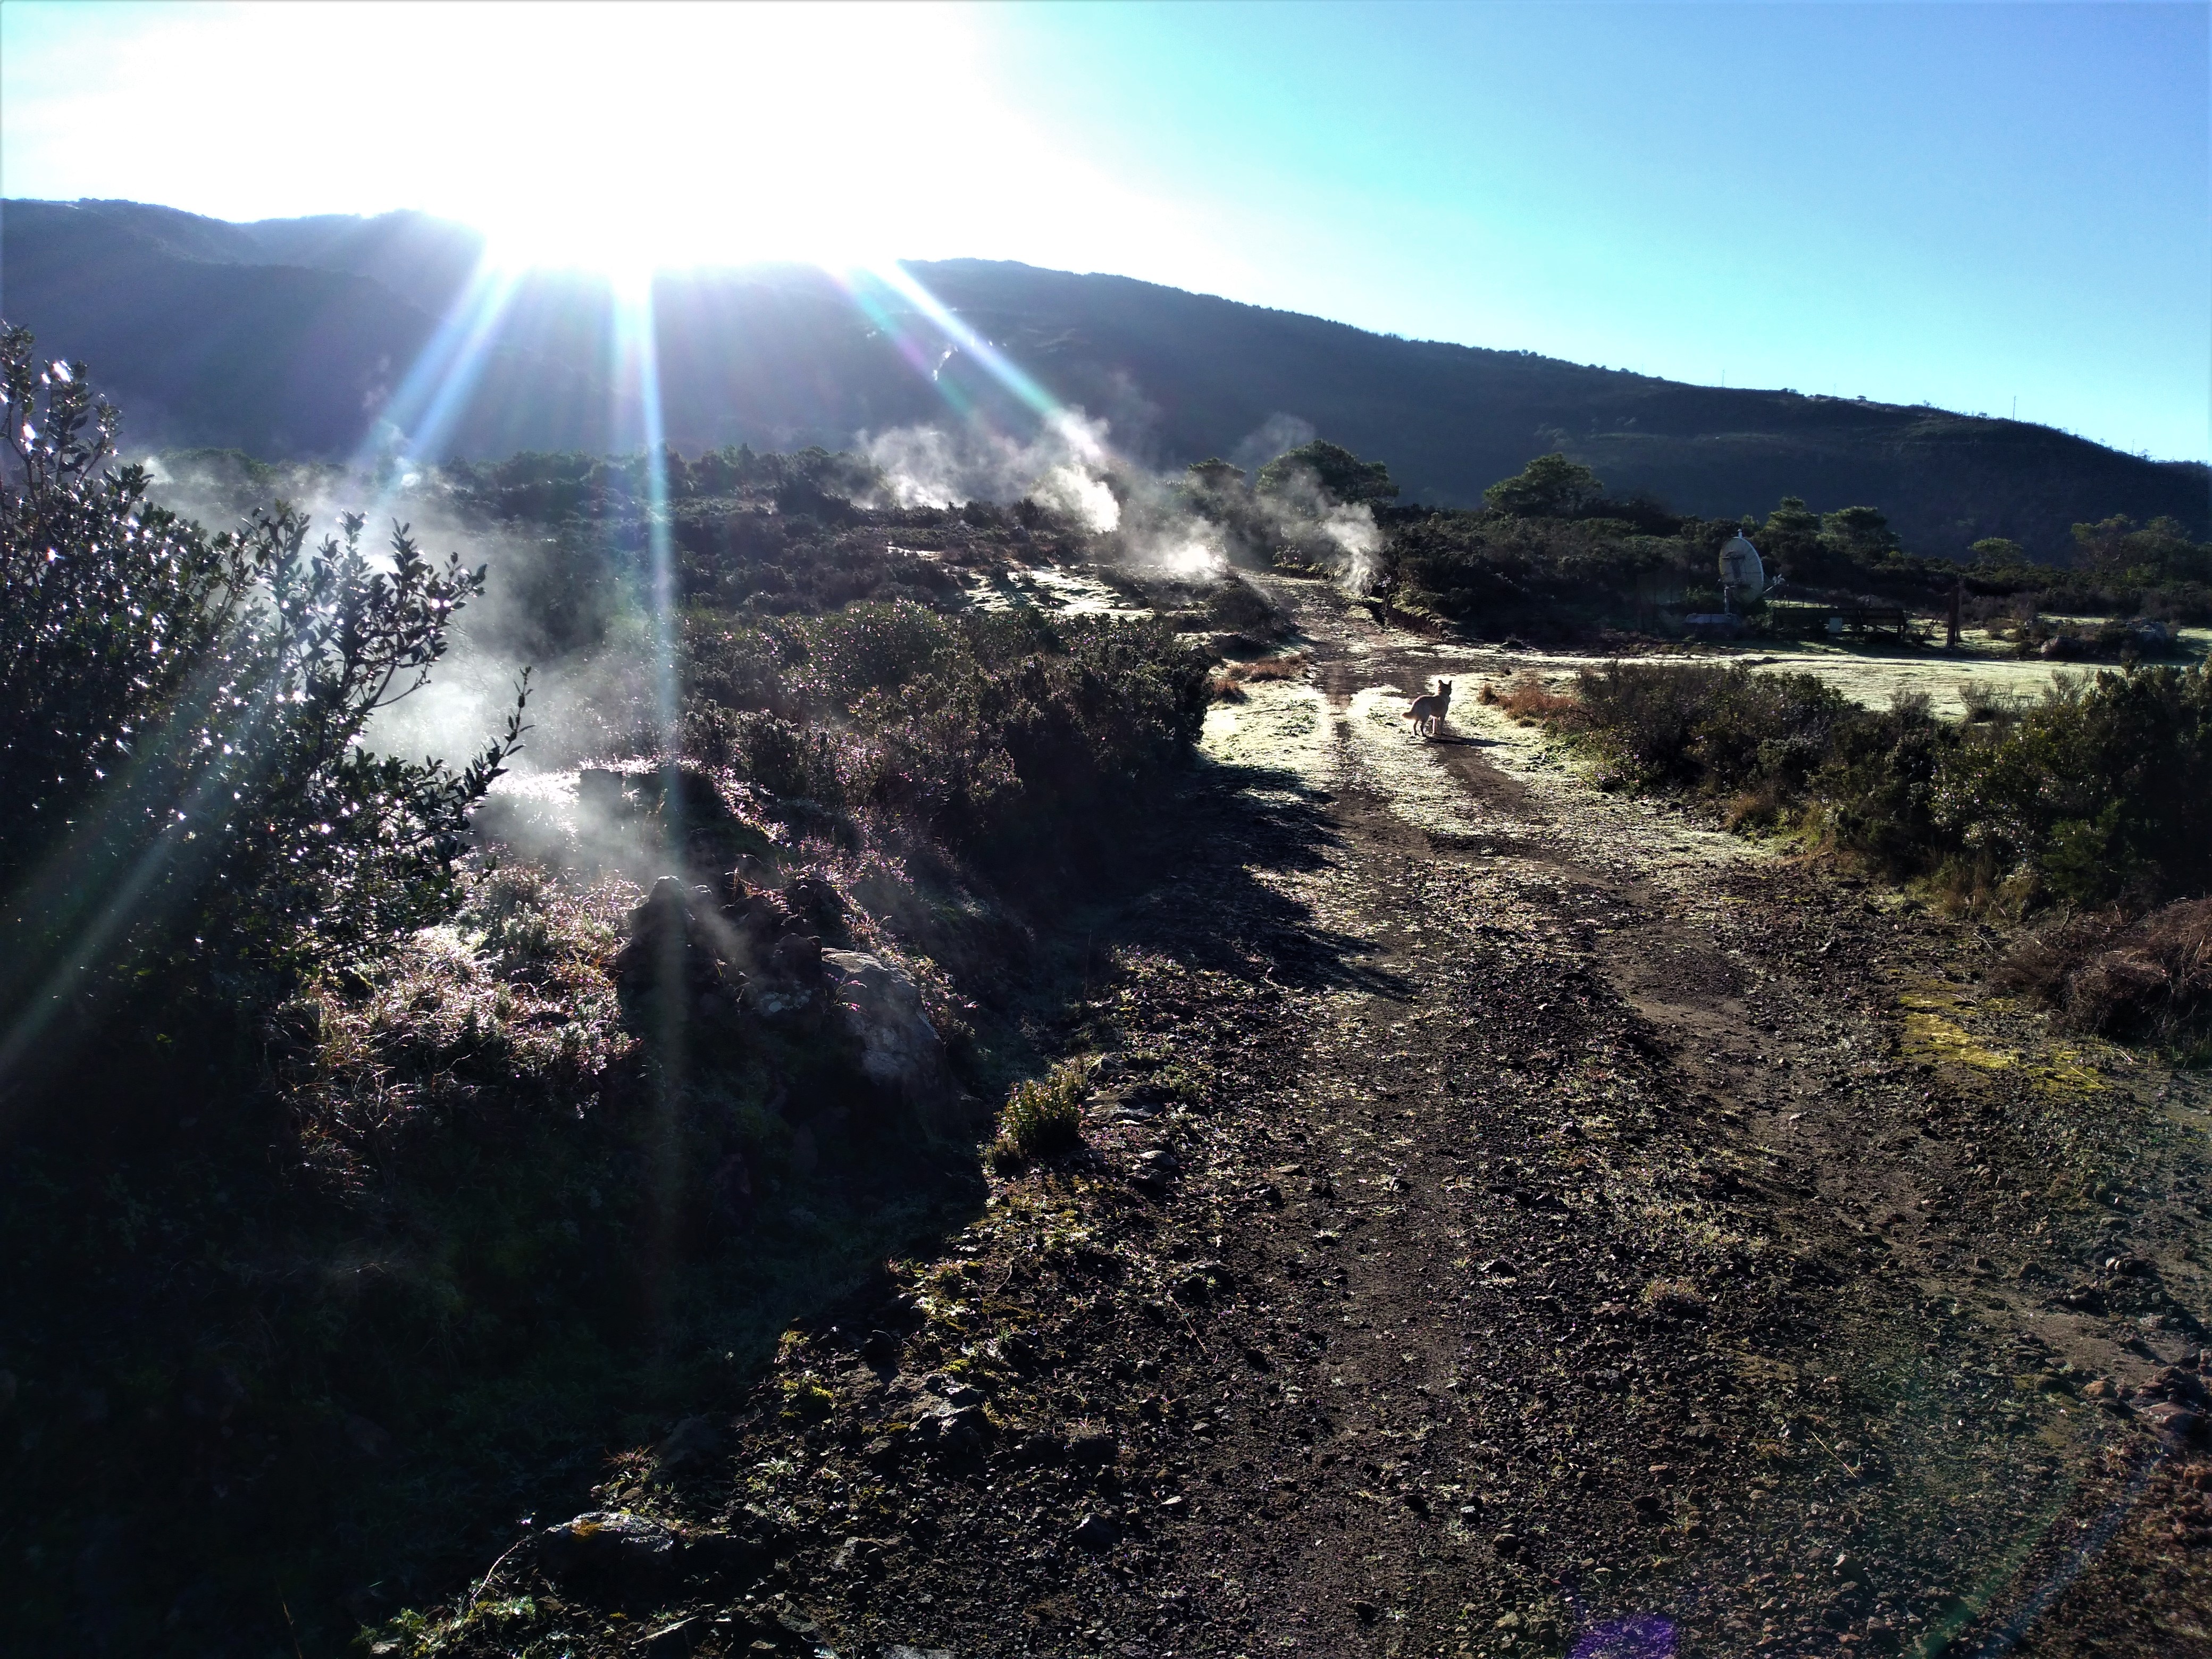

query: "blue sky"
left=3, top=1, right=2206, bottom=459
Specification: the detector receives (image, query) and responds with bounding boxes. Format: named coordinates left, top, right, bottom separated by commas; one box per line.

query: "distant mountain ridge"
left=3, top=196, right=2203, bottom=558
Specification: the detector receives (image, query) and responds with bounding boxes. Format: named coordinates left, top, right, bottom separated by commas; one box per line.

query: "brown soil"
left=422, top=582, right=2212, bottom=1659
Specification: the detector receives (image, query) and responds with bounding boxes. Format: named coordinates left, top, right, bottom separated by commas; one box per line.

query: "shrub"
left=989, top=1058, right=1088, bottom=1169
left=1571, top=663, right=1853, bottom=794
left=1932, top=665, right=2212, bottom=909
left=0, top=326, right=527, bottom=1074
left=683, top=603, right=1209, bottom=872
left=1560, top=659, right=2212, bottom=912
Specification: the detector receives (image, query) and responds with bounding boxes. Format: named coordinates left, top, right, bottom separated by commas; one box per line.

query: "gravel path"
left=435, top=580, right=2212, bottom=1659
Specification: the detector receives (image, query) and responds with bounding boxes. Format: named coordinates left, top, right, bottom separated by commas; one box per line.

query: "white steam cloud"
left=861, top=408, right=1234, bottom=578
left=136, top=399, right=1386, bottom=799
left=140, top=453, right=657, bottom=778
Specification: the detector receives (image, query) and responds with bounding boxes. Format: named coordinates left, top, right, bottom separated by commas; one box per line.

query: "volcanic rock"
left=822, top=949, right=952, bottom=1109
left=539, top=1511, right=676, bottom=1586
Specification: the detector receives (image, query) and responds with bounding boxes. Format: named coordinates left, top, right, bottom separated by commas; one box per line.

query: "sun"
left=410, top=4, right=990, bottom=282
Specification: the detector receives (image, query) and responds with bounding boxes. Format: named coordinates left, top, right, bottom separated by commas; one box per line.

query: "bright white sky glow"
left=3, top=0, right=2207, bottom=460
left=0, top=2, right=1227, bottom=283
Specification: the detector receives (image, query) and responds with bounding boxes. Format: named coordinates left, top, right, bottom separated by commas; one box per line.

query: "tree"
left=1969, top=537, right=2025, bottom=567
left=2072, top=514, right=2211, bottom=583
left=1256, top=440, right=1398, bottom=507
left=1755, top=496, right=1825, bottom=570
left=1184, top=457, right=1247, bottom=495
left=1821, top=505, right=1899, bottom=557
left=1481, top=452, right=1602, bottom=518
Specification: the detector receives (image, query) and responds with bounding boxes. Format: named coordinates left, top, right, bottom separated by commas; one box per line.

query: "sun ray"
left=858, top=262, right=1068, bottom=429
left=348, top=258, right=525, bottom=478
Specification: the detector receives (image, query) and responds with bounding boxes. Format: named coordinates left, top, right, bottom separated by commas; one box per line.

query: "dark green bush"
left=1563, top=658, right=2212, bottom=910
left=1932, top=665, right=2212, bottom=907
left=1573, top=663, right=1855, bottom=794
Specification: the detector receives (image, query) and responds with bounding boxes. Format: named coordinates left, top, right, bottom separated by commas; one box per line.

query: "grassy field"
left=1418, top=626, right=2211, bottom=720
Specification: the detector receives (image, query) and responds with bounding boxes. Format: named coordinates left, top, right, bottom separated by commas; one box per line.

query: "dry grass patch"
left=1478, top=669, right=1582, bottom=725
left=283, top=864, right=635, bottom=1181
left=1996, top=898, right=2212, bottom=1046
left=1209, top=652, right=1310, bottom=701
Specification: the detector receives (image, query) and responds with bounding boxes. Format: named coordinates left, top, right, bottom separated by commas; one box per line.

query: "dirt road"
left=451, top=579, right=2212, bottom=1659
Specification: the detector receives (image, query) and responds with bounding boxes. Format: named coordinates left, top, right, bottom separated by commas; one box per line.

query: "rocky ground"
left=417, top=579, right=2211, bottom=1659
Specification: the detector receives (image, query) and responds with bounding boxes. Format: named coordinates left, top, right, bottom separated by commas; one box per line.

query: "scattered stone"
left=908, top=1403, right=990, bottom=1460
left=1352, top=1600, right=1382, bottom=1624
left=832, top=1536, right=890, bottom=1573
left=2141, top=1403, right=2207, bottom=1446
left=652, top=1414, right=723, bottom=1474
left=863, top=1434, right=904, bottom=1471
left=1072, top=1514, right=1119, bottom=1551
left=1492, top=1531, right=1523, bottom=1559
left=638, top=1615, right=697, bottom=1653
left=1067, top=1429, right=1118, bottom=1467
left=678, top=1528, right=769, bottom=1584
left=1131, top=1146, right=1181, bottom=1196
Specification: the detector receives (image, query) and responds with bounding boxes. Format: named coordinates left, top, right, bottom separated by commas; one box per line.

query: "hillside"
left=3, top=196, right=2204, bottom=558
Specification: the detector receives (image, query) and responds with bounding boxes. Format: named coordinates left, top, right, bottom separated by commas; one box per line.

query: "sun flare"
left=407, top=4, right=992, bottom=280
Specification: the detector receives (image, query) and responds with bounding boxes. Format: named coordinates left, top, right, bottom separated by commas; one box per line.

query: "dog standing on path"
left=1403, top=677, right=1452, bottom=740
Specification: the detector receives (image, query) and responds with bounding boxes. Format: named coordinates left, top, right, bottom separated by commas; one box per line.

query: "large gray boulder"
left=822, top=950, right=951, bottom=1109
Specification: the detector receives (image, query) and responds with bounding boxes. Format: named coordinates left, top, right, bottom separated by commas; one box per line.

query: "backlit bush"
left=682, top=602, right=1209, bottom=870
left=0, top=325, right=525, bottom=1045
